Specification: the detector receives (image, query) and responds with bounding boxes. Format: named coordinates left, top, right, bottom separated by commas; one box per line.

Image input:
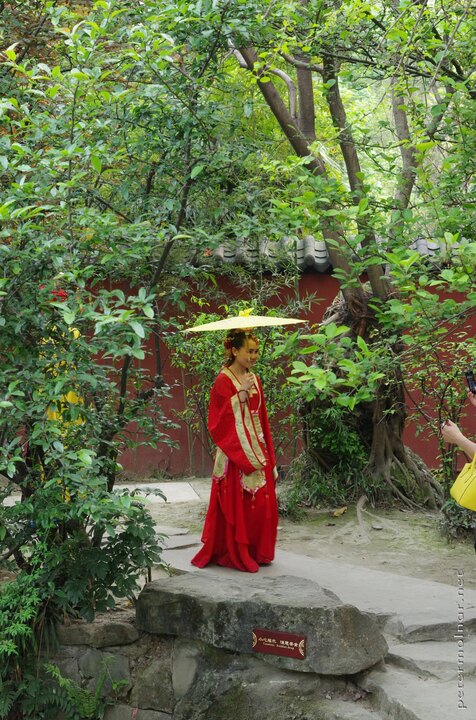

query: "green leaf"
left=77, top=449, right=95, bottom=466
left=415, top=141, right=435, bottom=152
left=63, top=311, right=76, bottom=325
left=324, top=324, right=349, bottom=340
left=5, top=45, right=17, bottom=62
left=356, top=336, right=369, bottom=353
left=191, top=164, right=205, bottom=179
left=129, top=321, right=145, bottom=338
left=91, top=155, right=102, bottom=173
left=131, top=347, right=145, bottom=359
left=70, top=68, right=90, bottom=80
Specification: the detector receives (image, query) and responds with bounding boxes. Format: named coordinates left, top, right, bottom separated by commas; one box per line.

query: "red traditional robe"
left=191, top=367, right=279, bottom=573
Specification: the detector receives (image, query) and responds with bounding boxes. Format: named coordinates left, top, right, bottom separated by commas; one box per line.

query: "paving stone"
left=172, top=640, right=200, bottom=700
left=156, top=526, right=190, bottom=536
left=387, top=637, right=476, bottom=681
left=362, top=664, right=476, bottom=720
left=162, top=534, right=202, bottom=550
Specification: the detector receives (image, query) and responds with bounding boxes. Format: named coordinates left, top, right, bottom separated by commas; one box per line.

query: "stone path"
left=155, top=527, right=476, bottom=720
left=161, top=544, right=476, bottom=641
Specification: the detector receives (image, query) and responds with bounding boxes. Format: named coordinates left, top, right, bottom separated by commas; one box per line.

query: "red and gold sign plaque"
left=251, top=628, right=306, bottom=659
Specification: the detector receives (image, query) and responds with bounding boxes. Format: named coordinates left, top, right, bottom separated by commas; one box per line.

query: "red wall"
left=118, top=275, right=476, bottom=477
left=402, top=296, right=476, bottom=472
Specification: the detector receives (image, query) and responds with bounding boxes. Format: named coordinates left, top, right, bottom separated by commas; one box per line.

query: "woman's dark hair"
left=224, top=329, right=258, bottom=366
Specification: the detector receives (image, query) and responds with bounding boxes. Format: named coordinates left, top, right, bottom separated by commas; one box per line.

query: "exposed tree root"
left=305, top=289, right=442, bottom=509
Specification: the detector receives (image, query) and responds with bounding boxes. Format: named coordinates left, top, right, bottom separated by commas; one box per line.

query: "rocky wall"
left=48, top=608, right=378, bottom=720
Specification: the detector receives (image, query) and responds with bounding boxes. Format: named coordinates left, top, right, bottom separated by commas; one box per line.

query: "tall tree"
left=209, top=0, right=476, bottom=504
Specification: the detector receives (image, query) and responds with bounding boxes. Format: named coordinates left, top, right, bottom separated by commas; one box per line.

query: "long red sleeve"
left=208, top=372, right=266, bottom=476
left=255, top=375, right=277, bottom=473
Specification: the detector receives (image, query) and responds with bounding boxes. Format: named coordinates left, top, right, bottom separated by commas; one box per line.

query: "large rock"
left=130, top=657, right=174, bottom=713
left=57, top=611, right=139, bottom=648
left=136, top=574, right=387, bottom=675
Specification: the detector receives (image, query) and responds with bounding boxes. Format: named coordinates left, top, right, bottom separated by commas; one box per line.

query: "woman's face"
left=247, top=339, right=260, bottom=369
left=232, top=341, right=251, bottom=369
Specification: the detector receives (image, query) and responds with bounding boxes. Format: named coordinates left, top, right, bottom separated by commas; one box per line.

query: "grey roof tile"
left=203, top=236, right=444, bottom=272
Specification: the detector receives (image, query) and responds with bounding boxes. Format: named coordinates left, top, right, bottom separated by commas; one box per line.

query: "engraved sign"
left=251, top=628, right=306, bottom=659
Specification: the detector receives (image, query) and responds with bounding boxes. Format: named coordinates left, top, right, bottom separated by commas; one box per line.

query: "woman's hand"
left=240, top=374, right=255, bottom=394
left=467, top=390, right=476, bottom=409
left=441, top=419, right=464, bottom=445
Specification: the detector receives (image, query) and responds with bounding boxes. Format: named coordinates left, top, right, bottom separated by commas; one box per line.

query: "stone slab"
left=387, top=638, right=476, bottom=681
left=162, top=534, right=202, bottom=551
left=171, top=640, right=381, bottom=720
left=57, top=615, right=139, bottom=647
left=363, top=665, right=476, bottom=719
left=136, top=573, right=387, bottom=675
left=1, top=494, right=20, bottom=507
left=311, top=701, right=383, bottom=720
left=117, top=482, right=200, bottom=504
left=156, top=526, right=190, bottom=536
left=161, top=545, right=476, bottom=642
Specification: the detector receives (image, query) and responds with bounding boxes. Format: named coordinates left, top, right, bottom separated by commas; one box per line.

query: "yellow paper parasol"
left=183, top=310, right=306, bottom=333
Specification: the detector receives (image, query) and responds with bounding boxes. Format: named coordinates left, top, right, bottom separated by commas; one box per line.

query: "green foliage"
left=439, top=500, right=476, bottom=541
left=278, top=463, right=348, bottom=519
left=0, top=571, right=52, bottom=718
left=279, top=322, right=388, bottom=411
left=278, top=404, right=370, bottom=516
left=0, top=3, right=197, bottom=713
left=0, top=656, right=122, bottom=720
left=1, top=10, right=476, bottom=716
left=42, top=659, right=127, bottom=720
left=305, top=406, right=368, bottom=476
left=377, top=249, right=476, bottom=486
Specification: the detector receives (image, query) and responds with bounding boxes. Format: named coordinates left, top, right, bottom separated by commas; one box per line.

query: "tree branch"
left=235, top=45, right=367, bottom=309
left=296, top=57, right=316, bottom=140
left=322, top=56, right=388, bottom=299
left=231, top=47, right=297, bottom=119
left=391, top=77, right=418, bottom=212
left=280, top=51, right=323, bottom=75
left=87, top=191, right=134, bottom=223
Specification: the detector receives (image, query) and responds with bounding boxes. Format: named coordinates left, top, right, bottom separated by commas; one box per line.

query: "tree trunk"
left=235, top=44, right=440, bottom=506
left=305, top=292, right=443, bottom=506
left=237, top=45, right=366, bottom=311
left=296, top=61, right=316, bottom=141
left=367, top=370, right=441, bottom=509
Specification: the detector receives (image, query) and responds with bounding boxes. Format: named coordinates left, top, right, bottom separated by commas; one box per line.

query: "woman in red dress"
left=191, top=330, right=279, bottom=573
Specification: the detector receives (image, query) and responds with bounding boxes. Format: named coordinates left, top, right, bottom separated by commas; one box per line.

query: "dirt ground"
left=2, top=477, right=474, bottom=591
left=150, top=478, right=476, bottom=590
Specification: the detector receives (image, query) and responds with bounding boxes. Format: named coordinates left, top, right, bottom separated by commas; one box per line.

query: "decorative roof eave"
left=198, top=235, right=450, bottom=274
